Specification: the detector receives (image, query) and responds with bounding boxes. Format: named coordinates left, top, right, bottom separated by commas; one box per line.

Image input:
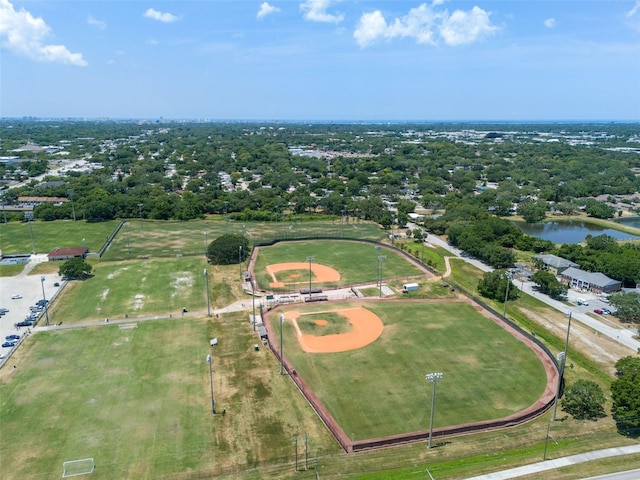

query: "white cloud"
left=354, top=10, right=388, bottom=47
left=354, top=3, right=497, bottom=48
left=439, top=6, right=498, bottom=46
left=301, top=0, right=344, bottom=23
left=87, top=15, right=106, bottom=30
left=544, top=17, right=556, bottom=29
left=0, top=0, right=87, bottom=65
left=143, top=8, right=179, bottom=23
left=627, top=1, right=640, bottom=32
left=257, top=2, right=280, bottom=19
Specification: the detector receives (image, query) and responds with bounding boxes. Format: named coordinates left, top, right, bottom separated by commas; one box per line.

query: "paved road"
left=463, top=445, right=640, bottom=480
left=425, top=234, right=640, bottom=353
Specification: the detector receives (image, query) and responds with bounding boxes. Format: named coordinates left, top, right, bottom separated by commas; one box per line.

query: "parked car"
left=11, top=294, right=22, bottom=300
left=602, top=308, right=612, bottom=315
left=2, top=341, right=17, bottom=348
left=53, top=282, right=60, bottom=287
left=16, top=320, right=34, bottom=327
left=36, top=299, right=48, bottom=306
left=5, top=335, right=20, bottom=341
left=0, top=308, right=9, bottom=313
left=593, top=309, right=603, bottom=315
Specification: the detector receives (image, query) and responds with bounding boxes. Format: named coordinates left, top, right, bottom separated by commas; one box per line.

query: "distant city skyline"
left=1, top=0, right=639, bottom=121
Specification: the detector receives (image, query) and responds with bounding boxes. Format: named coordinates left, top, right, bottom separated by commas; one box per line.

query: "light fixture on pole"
left=552, top=311, right=572, bottom=421
left=206, top=354, right=215, bottom=414
left=203, top=231, right=208, bottom=257
left=377, top=255, right=386, bottom=298
left=252, top=278, right=256, bottom=331
left=426, top=372, right=444, bottom=449
left=204, top=269, right=211, bottom=317
left=239, top=245, right=243, bottom=281
left=279, top=313, right=285, bottom=375
left=502, top=272, right=512, bottom=320
left=67, top=189, right=76, bottom=221
left=137, top=203, right=143, bottom=229
left=26, top=212, right=35, bottom=254
left=40, top=276, right=50, bottom=326
left=306, top=256, right=315, bottom=300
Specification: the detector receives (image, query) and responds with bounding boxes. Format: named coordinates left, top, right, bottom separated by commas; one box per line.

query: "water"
left=512, top=220, right=639, bottom=244
left=615, top=217, right=640, bottom=229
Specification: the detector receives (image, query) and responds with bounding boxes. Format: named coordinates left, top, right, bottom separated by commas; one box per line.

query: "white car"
left=11, top=294, right=22, bottom=300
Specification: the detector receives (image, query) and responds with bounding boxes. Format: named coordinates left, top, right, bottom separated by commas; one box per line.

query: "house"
left=47, top=247, right=89, bottom=262
left=535, top=254, right=579, bottom=275
left=560, top=267, right=622, bottom=295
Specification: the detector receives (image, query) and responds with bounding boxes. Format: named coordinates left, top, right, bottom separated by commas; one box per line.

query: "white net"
left=62, top=458, right=94, bottom=477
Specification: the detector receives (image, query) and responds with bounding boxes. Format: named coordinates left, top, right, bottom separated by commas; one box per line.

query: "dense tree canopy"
left=561, top=380, right=606, bottom=421
left=207, top=234, right=249, bottom=265
left=58, top=257, right=93, bottom=280
left=477, top=270, right=518, bottom=303
left=611, top=356, right=640, bottom=435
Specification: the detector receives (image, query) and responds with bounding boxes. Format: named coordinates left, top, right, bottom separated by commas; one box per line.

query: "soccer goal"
left=62, top=458, right=94, bottom=477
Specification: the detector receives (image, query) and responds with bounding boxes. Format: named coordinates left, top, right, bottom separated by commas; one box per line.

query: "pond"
left=615, top=217, right=640, bottom=229
left=512, top=219, right=640, bottom=244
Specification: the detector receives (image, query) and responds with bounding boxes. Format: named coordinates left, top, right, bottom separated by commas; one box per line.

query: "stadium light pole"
left=137, top=203, right=143, bottom=229
left=203, top=231, right=208, bottom=257
left=67, top=188, right=76, bottom=222
left=239, top=245, right=243, bottom=281
left=306, top=256, right=315, bottom=300
left=1, top=201, right=7, bottom=224
left=552, top=311, right=572, bottom=421
left=206, top=354, right=215, bottom=414
left=27, top=213, right=36, bottom=254
left=279, top=313, right=285, bottom=375
left=502, top=272, right=512, bottom=320
left=40, top=275, right=50, bottom=326
left=377, top=255, right=386, bottom=298
left=126, top=223, right=131, bottom=255
left=204, top=269, right=211, bottom=317
left=426, top=372, right=444, bottom=449
left=252, top=278, right=256, bottom=331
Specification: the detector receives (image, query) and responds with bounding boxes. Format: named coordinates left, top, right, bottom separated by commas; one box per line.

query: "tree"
left=59, top=257, right=93, bottom=280
left=561, top=380, right=606, bottom=420
left=608, top=292, right=640, bottom=324
left=477, top=270, right=518, bottom=302
left=517, top=199, right=547, bottom=223
left=207, top=234, right=249, bottom=265
left=531, top=270, right=568, bottom=299
left=611, top=356, right=640, bottom=434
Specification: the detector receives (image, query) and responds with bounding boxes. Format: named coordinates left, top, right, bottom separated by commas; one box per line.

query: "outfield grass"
left=253, top=240, right=425, bottom=290
left=0, top=220, right=118, bottom=255
left=102, top=218, right=387, bottom=261
left=277, top=300, right=548, bottom=441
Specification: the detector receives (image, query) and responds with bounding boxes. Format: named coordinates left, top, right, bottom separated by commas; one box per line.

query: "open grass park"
left=0, top=218, right=637, bottom=479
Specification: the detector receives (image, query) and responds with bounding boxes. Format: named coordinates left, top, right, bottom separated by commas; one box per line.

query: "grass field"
left=102, top=218, right=387, bottom=261
left=0, top=315, right=338, bottom=480
left=253, top=240, right=425, bottom=291
left=276, top=300, right=548, bottom=441
left=0, top=220, right=119, bottom=255
left=47, top=256, right=252, bottom=323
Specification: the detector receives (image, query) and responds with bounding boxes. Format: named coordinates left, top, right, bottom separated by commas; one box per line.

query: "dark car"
left=5, top=335, right=20, bottom=341
left=53, top=282, right=60, bottom=287
left=16, top=320, right=34, bottom=327
left=2, top=341, right=17, bottom=348
left=602, top=308, right=612, bottom=315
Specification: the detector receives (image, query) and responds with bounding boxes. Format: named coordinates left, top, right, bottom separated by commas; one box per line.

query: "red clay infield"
left=267, top=262, right=340, bottom=288
left=287, top=307, right=384, bottom=353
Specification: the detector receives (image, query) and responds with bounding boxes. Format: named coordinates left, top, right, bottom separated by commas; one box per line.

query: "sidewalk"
left=463, top=444, right=640, bottom=479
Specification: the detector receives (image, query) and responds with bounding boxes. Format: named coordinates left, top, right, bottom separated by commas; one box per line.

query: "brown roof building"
left=48, top=247, right=89, bottom=261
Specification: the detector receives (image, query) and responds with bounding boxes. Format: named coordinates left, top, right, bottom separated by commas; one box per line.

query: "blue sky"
left=1, top=0, right=639, bottom=121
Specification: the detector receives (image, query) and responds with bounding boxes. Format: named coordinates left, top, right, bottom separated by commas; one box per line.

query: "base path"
left=287, top=307, right=384, bottom=353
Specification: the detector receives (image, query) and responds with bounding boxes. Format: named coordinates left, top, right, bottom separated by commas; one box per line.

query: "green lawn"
left=277, top=300, right=548, bottom=441
left=253, top=240, right=425, bottom=290
left=102, top=218, right=387, bottom=261
left=0, top=315, right=338, bottom=480
left=49, top=257, right=210, bottom=322
left=0, top=220, right=118, bottom=255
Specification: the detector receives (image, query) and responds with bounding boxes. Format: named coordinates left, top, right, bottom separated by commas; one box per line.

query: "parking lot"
left=0, top=255, right=62, bottom=364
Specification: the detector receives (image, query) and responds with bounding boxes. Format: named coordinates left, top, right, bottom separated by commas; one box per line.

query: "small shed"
left=48, top=247, right=89, bottom=261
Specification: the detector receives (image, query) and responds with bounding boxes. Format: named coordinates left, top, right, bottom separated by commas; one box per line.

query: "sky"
left=0, top=0, right=639, bottom=121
